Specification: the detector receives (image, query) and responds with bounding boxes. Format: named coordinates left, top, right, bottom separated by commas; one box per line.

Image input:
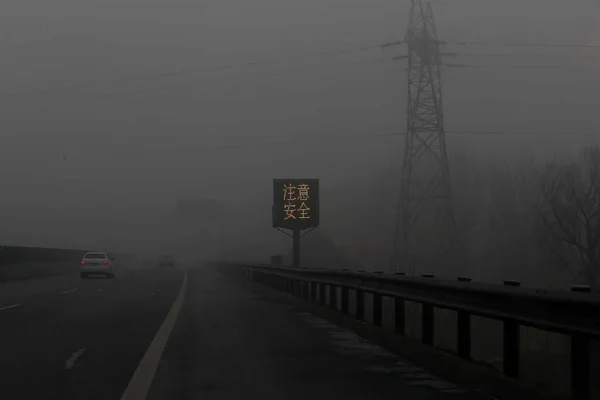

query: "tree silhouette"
left=537, top=146, right=600, bottom=288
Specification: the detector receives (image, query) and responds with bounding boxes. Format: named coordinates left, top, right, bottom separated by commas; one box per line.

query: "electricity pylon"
left=391, top=0, right=457, bottom=275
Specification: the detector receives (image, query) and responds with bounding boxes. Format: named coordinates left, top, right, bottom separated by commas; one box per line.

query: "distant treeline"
left=0, top=246, right=86, bottom=264
left=0, top=246, right=136, bottom=265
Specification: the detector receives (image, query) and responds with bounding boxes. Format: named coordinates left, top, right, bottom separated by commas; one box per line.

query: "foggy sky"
left=0, top=0, right=598, bottom=255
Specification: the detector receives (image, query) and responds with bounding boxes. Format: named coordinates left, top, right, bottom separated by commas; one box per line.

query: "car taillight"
left=80, top=260, right=86, bottom=265
left=104, top=260, right=109, bottom=264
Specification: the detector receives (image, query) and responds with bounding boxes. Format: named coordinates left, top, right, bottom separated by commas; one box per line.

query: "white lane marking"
left=120, top=270, right=188, bottom=400
left=65, top=348, right=86, bottom=370
left=61, top=288, right=79, bottom=295
left=0, top=303, right=21, bottom=311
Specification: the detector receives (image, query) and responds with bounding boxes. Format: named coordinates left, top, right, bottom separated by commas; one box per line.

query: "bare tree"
left=537, top=146, right=600, bottom=288
left=480, top=154, right=541, bottom=284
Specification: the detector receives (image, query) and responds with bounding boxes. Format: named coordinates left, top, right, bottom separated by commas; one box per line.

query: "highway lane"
left=0, top=266, right=183, bottom=400
left=147, top=268, right=490, bottom=400
left=0, top=273, right=84, bottom=309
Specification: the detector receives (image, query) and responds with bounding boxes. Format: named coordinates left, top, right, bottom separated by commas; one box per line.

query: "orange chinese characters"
left=297, top=184, right=310, bottom=201
left=282, top=184, right=297, bottom=201
left=298, top=202, right=310, bottom=219
left=284, top=203, right=297, bottom=220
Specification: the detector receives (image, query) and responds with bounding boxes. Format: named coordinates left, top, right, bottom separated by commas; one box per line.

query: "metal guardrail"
left=228, top=264, right=600, bottom=400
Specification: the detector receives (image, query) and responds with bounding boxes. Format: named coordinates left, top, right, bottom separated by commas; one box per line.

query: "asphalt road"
left=1, top=264, right=494, bottom=400
left=0, top=265, right=183, bottom=400
left=147, top=268, right=491, bottom=400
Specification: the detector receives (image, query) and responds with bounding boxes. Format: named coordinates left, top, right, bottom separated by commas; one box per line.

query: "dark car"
left=158, top=254, right=175, bottom=268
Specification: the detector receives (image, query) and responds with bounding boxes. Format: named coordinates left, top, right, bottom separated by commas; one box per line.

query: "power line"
left=446, top=130, right=599, bottom=136
left=384, top=40, right=600, bottom=69
left=382, top=39, right=600, bottom=50
left=4, top=42, right=386, bottom=98
left=71, top=130, right=598, bottom=157
left=46, top=58, right=394, bottom=103
left=22, top=59, right=398, bottom=114
left=5, top=38, right=597, bottom=102
left=4, top=129, right=597, bottom=166
left=5, top=38, right=597, bottom=98
left=70, top=132, right=401, bottom=157
left=24, top=55, right=597, bottom=114
left=447, top=40, right=600, bottom=49
left=11, top=129, right=598, bottom=150
left=456, top=52, right=600, bottom=58
left=443, top=63, right=599, bottom=70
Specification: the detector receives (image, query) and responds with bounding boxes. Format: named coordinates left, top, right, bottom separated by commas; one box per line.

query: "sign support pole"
left=292, top=228, right=301, bottom=267
left=272, top=179, right=319, bottom=268
left=219, top=209, right=225, bottom=261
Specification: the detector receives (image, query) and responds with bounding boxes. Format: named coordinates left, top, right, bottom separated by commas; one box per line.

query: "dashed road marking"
left=0, top=303, right=21, bottom=311
left=61, top=288, right=79, bottom=295
left=120, top=270, right=188, bottom=400
left=65, top=348, right=86, bottom=370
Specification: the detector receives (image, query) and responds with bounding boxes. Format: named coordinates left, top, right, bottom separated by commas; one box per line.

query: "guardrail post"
left=394, top=297, right=405, bottom=335
left=329, top=285, right=337, bottom=309
left=571, top=334, right=590, bottom=400
left=457, top=311, right=471, bottom=360
left=319, top=283, right=326, bottom=305
left=422, top=303, right=434, bottom=345
left=341, top=286, right=349, bottom=314
left=503, top=319, right=520, bottom=378
left=356, top=290, right=365, bottom=321
left=373, top=293, right=383, bottom=327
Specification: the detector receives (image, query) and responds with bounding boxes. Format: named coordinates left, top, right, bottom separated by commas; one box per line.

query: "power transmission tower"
left=391, top=0, right=457, bottom=275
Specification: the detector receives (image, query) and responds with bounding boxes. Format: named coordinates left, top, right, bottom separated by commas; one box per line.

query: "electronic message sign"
left=272, top=179, right=319, bottom=230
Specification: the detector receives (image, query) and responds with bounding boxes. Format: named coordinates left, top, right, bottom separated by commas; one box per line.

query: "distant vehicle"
left=158, top=254, right=175, bottom=268
left=80, top=252, right=115, bottom=279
